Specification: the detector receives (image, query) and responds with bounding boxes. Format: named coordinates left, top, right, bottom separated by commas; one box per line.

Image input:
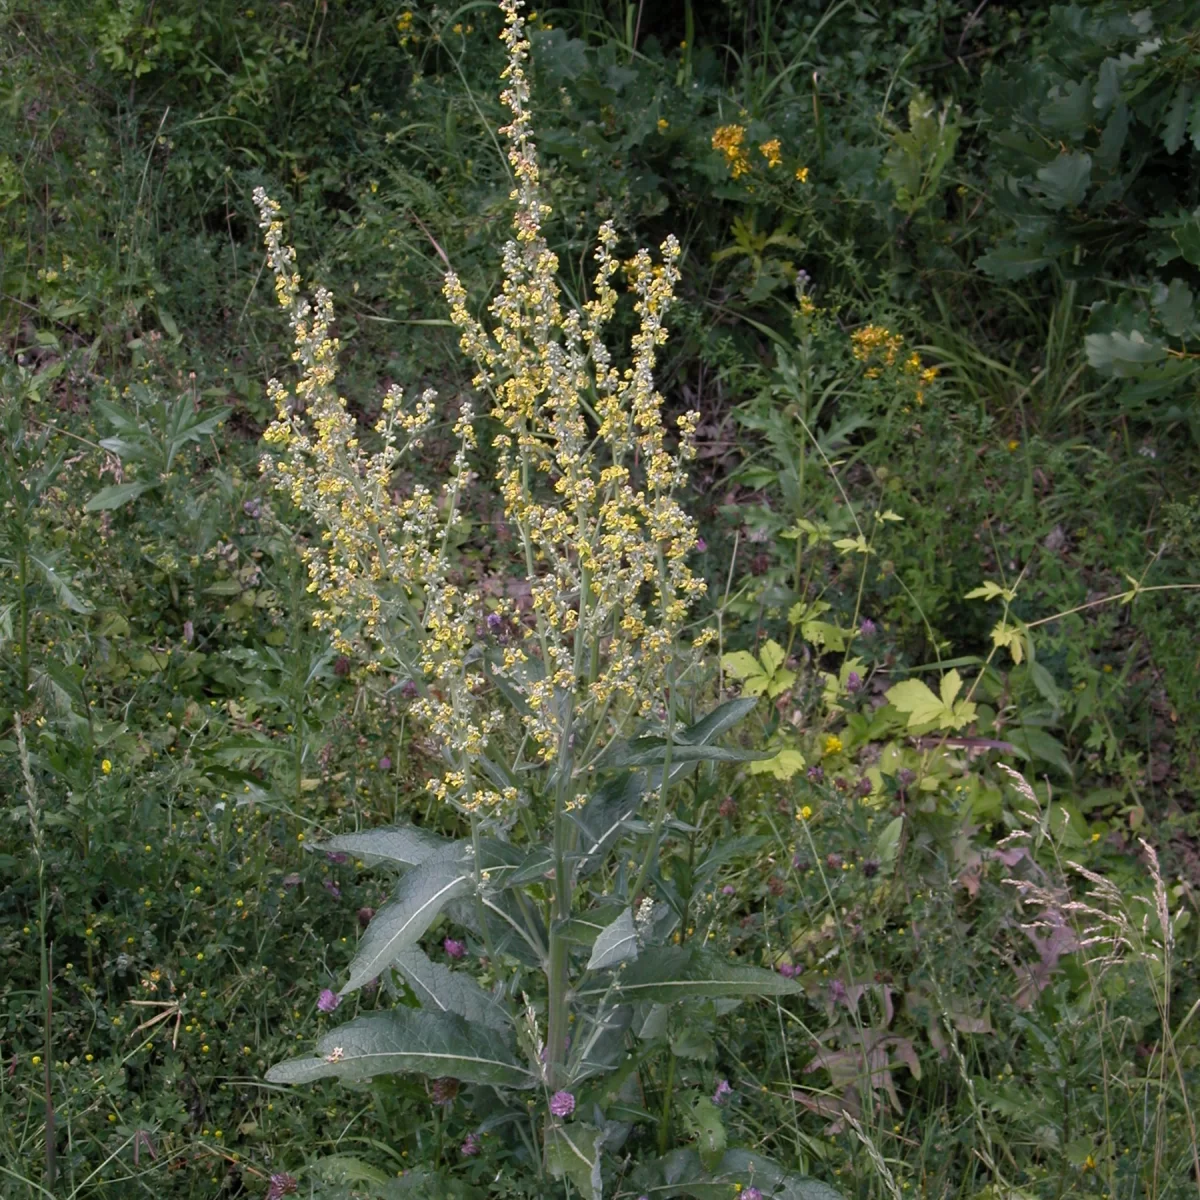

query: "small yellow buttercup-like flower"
left=823, top=734, right=843, bottom=756
left=101, top=758, right=112, bottom=774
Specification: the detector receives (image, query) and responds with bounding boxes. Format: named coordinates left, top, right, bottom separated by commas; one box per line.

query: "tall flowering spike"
left=444, top=0, right=708, bottom=768
left=258, top=0, right=709, bottom=821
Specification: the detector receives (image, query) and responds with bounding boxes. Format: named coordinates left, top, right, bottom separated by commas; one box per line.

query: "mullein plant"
left=255, top=4, right=832, bottom=1196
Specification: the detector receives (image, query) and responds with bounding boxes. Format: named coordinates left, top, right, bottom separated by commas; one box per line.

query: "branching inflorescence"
left=254, top=0, right=708, bottom=821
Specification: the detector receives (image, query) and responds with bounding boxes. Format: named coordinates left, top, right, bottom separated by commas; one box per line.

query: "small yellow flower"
left=1090, top=831, right=1102, bottom=842
left=759, top=138, right=782, bottom=168
left=799, top=805, right=813, bottom=821
left=101, top=759, right=112, bottom=775
left=795, top=165, right=809, bottom=183
left=32, top=1055, right=41, bottom=1066
left=823, top=734, right=843, bottom=756
left=657, top=118, right=669, bottom=132
left=1006, top=438, right=1020, bottom=452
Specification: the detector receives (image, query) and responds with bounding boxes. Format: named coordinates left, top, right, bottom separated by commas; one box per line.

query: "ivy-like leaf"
left=749, top=748, right=806, bottom=780
left=265, top=1010, right=534, bottom=1089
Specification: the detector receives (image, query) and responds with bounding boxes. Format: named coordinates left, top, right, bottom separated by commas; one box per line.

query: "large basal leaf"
left=319, top=825, right=451, bottom=869
left=635, top=1147, right=844, bottom=1199
left=577, top=946, right=802, bottom=1003
left=545, top=1123, right=605, bottom=1200
left=445, top=892, right=545, bottom=967
left=342, top=849, right=473, bottom=995
left=586, top=908, right=638, bottom=971
left=392, top=947, right=509, bottom=1032
left=265, top=1010, right=534, bottom=1089
left=605, top=740, right=771, bottom=769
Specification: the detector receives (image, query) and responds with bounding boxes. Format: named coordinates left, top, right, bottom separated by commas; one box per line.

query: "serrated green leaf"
left=720, top=651, right=762, bottom=681
left=391, top=948, right=509, bottom=1031
left=1152, top=277, right=1197, bottom=339
left=885, top=679, right=944, bottom=727
left=758, top=639, right=785, bottom=676
left=1163, top=83, right=1193, bottom=154
left=341, top=849, right=473, bottom=995
left=1036, top=152, right=1091, bottom=210
left=587, top=908, right=639, bottom=971
left=320, top=825, right=451, bottom=869
left=939, top=669, right=963, bottom=710
left=265, top=1010, right=534, bottom=1089
left=749, top=748, right=806, bottom=780
left=976, top=242, right=1055, bottom=280
left=1084, top=329, right=1168, bottom=377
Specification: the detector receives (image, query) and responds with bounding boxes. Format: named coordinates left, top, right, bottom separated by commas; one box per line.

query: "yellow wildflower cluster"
left=850, top=323, right=938, bottom=404
left=256, top=0, right=707, bottom=815
left=759, top=139, right=782, bottom=168
left=712, top=124, right=750, bottom=178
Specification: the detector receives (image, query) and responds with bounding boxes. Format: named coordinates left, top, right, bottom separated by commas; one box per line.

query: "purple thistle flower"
left=712, top=1078, right=733, bottom=1105
left=323, top=879, right=341, bottom=899
left=743, top=1189, right=763, bottom=1200
left=549, top=1090, right=575, bottom=1118
left=460, top=1133, right=481, bottom=1157
left=486, top=612, right=503, bottom=632
left=846, top=671, right=862, bottom=693
left=778, top=962, right=797, bottom=978
left=721, top=884, right=735, bottom=896
left=860, top=618, right=877, bottom=636
left=443, top=937, right=466, bottom=960
left=325, top=851, right=350, bottom=865
left=317, top=988, right=340, bottom=1014
left=806, top=765, right=824, bottom=783
left=267, top=1172, right=298, bottom=1198
left=695, top=537, right=707, bottom=553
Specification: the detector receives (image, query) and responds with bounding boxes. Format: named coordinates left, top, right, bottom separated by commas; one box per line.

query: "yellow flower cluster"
left=850, top=324, right=938, bottom=404
left=256, top=0, right=707, bottom=816
left=712, top=124, right=750, bottom=178
left=759, top=139, right=782, bottom=168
